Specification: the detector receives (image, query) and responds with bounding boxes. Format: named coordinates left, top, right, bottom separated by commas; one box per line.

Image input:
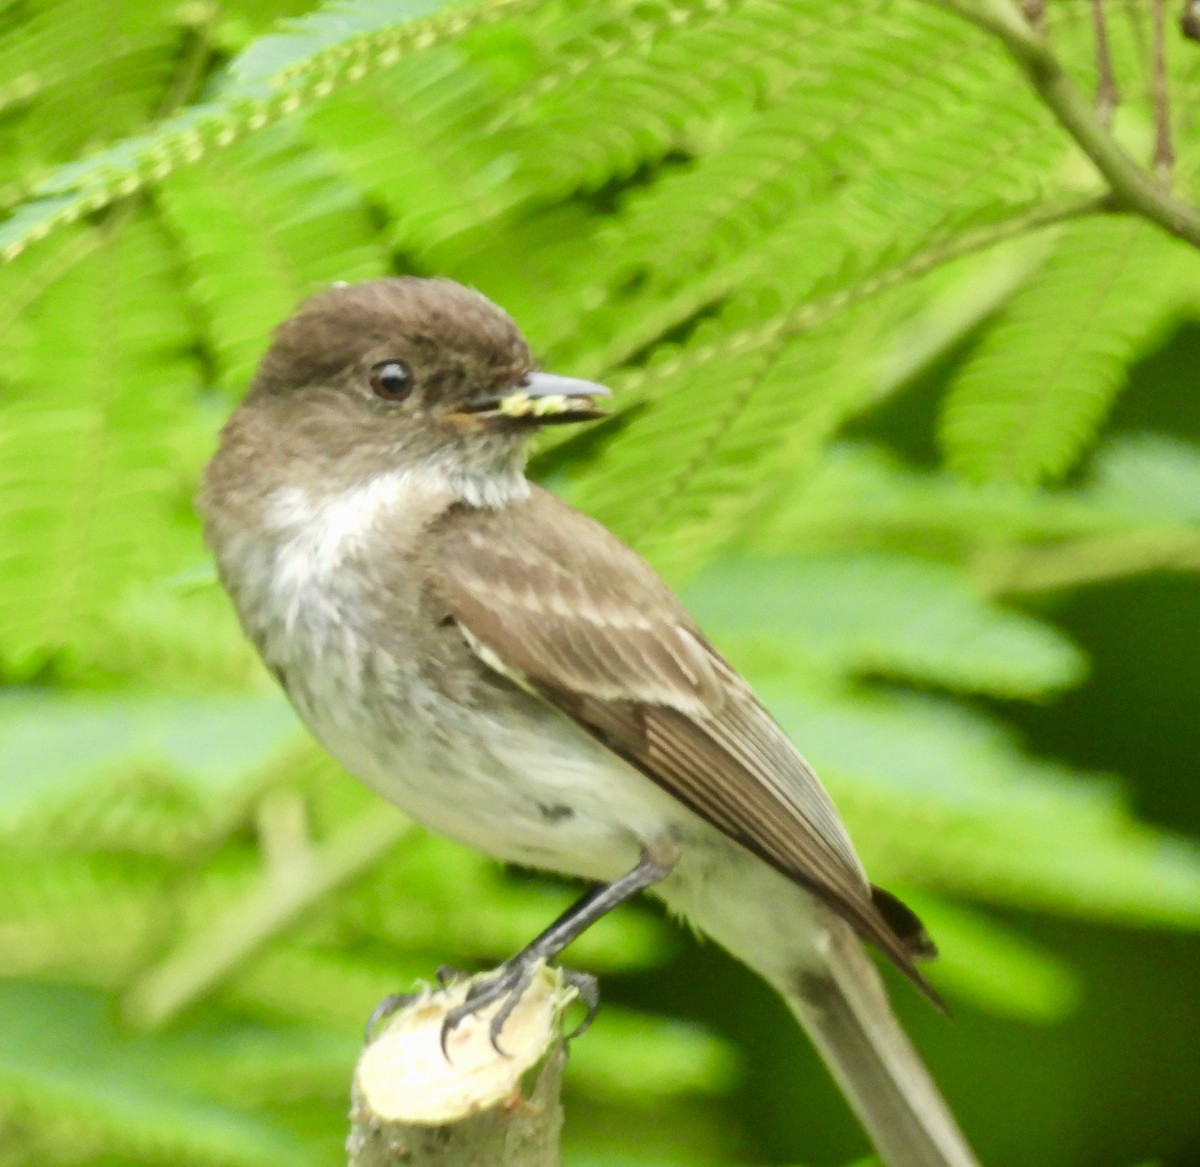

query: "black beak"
left=462, top=372, right=612, bottom=426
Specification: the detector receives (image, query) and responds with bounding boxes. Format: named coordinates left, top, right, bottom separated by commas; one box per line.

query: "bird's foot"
left=364, top=966, right=471, bottom=1042
left=364, top=990, right=422, bottom=1043
left=439, top=958, right=600, bottom=1059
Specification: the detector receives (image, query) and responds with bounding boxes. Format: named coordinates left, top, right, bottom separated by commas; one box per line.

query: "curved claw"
left=562, top=970, right=601, bottom=1040
left=486, top=964, right=536, bottom=1055
left=436, top=960, right=599, bottom=1061
left=438, top=965, right=522, bottom=1060
left=364, top=991, right=421, bottom=1044
left=369, top=964, right=603, bottom=1058
left=439, top=1014, right=458, bottom=1061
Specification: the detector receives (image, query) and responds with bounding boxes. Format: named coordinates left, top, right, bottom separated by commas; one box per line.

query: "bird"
left=199, top=276, right=980, bottom=1167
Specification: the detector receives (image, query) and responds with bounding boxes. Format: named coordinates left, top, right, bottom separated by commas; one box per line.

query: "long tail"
left=781, top=923, right=981, bottom=1167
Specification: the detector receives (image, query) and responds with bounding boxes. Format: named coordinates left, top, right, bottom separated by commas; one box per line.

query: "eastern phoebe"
left=200, top=277, right=979, bottom=1167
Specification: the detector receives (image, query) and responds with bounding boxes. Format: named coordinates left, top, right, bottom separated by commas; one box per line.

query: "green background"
left=1, top=1, right=1199, bottom=1164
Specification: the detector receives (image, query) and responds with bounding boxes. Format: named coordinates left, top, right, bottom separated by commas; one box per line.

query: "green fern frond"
left=398, top=1, right=897, bottom=345
left=562, top=200, right=1096, bottom=577
left=604, top=299, right=895, bottom=579
left=0, top=852, right=165, bottom=986
left=687, top=552, right=1086, bottom=699
left=0, top=217, right=199, bottom=674
left=870, top=233, right=1056, bottom=393
left=301, top=48, right=530, bottom=258
left=750, top=441, right=1142, bottom=558
left=160, top=124, right=386, bottom=390
left=301, top=0, right=784, bottom=271
left=230, top=0, right=521, bottom=90
left=940, top=216, right=1200, bottom=486
left=1, top=0, right=845, bottom=266
left=0, top=690, right=302, bottom=836
left=0, top=1, right=181, bottom=207
left=479, top=0, right=753, bottom=132
left=595, top=1, right=1014, bottom=298
left=331, top=0, right=765, bottom=218
left=763, top=682, right=1200, bottom=927
left=0, top=981, right=320, bottom=1166
left=0, top=0, right=532, bottom=263
left=542, top=8, right=1076, bottom=378
left=1087, top=433, right=1200, bottom=523
left=609, top=195, right=1095, bottom=405
left=510, top=0, right=905, bottom=202
left=898, top=891, right=1078, bottom=1022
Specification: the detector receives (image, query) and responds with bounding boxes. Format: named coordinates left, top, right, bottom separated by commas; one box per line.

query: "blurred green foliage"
left=0, top=0, right=1199, bottom=1164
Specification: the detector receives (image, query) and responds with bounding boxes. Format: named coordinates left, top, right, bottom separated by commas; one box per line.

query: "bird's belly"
left=296, top=657, right=829, bottom=979
left=248, top=594, right=832, bottom=986
left=278, top=629, right=679, bottom=883
left=237, top=560, right=827, bottom=975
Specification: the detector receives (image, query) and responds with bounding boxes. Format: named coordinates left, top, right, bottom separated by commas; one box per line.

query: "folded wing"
left=434, top=485, right=938, bottom=1001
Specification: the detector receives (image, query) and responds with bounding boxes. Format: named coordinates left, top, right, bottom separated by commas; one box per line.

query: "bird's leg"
left=1153, top=0, right=1176, bottom=185
left=438, top=843, right=679, bottom=1058
left=1021, top=0, right=1045, bottom=29
left=1091, top=0, right=1119, bottom=127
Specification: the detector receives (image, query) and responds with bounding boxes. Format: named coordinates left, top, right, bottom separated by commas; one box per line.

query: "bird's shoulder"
left=430, top=484, right=728, bottom=711
left=436, top=484, right=693, bottom=620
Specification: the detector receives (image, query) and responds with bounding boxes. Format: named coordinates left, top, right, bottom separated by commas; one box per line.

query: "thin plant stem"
left=934, top=0, right=1200, bottom=249
left=1090, top=0, right=1119, bottom=127
left=1152, top=0, right=1175, bottom=185
left=123, top=807, right=413, bottom=1027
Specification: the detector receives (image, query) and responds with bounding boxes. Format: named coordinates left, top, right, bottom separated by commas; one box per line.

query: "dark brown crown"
left=252, top=278, right=533, bottom=400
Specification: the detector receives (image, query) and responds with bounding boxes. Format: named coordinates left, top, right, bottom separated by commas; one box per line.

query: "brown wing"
left=434, top=485, right=938, bottom=1001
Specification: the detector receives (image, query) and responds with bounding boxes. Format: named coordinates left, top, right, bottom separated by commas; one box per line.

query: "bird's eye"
left=369, top=360, right=412, bottom=401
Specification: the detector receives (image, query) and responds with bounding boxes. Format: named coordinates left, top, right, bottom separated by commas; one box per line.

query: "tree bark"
left=347, top=965, right=576, bottom=1167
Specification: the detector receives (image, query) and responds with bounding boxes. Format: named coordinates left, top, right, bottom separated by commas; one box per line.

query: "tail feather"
left=783, top=924, right=980, bottom=1167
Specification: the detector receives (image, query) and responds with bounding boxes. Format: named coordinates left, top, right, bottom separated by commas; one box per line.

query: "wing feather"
left=434, top=486, right=937, bottom=998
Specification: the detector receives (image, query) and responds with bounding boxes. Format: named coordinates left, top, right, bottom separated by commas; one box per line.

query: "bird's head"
left=236, top=278, right=609, bottom=487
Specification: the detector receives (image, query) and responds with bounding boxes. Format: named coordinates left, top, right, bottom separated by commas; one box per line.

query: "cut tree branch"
left=935, top=0, right=1200, bottom=249
left=348, top=965, right=577, bottom=1167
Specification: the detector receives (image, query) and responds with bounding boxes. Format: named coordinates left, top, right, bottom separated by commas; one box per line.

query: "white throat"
left=213, top=459, right=529, bottom=650
left=265, top=461, right=528, bottom=577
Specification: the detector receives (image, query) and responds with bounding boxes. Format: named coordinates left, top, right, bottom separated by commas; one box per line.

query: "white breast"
left=252, top=463, right=530, bottom=632
left=215, top=470, right=680, bottom=880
